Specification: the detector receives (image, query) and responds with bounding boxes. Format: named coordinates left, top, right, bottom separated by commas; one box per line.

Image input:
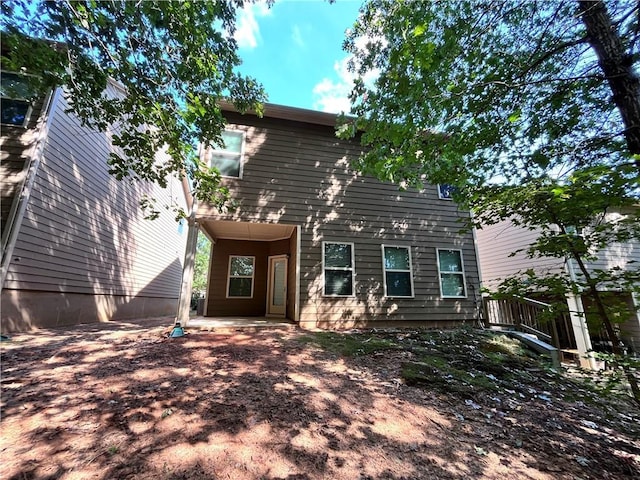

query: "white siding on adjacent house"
left=582, top=211, right=640, bottom=277
left=475, top=219, right=565, bottom=290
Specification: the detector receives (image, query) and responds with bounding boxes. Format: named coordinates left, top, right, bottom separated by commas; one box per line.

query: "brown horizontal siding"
left=5, top=89, right=187, bottom=300
left=206, top=236, right=296, bottom=318
left=207, top=239, right=271, bottom=316
left=1, top=289, right=179, bottom=332
left=199, top=112, right=480, bottom=326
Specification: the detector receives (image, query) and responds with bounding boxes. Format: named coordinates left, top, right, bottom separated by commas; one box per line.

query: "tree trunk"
left=578, top=0, right=640, bottom=166
left=548, top=210, right=640, bottom=405
left=568, top=243, right=640, bottom=405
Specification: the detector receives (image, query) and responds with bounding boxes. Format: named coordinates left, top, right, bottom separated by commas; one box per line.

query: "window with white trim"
left=437, top=249, right=466, bottom=298
left=1, top=72, right=34, bottom=127
left=437, top=184, right=455, bottom=200
left=227, top=255, right=254, bottom=298
left=566, top=225, right=585, bottom=237
left=382, top=245, right=414, bottom=297
left=323, top=242, right=355, bottom=296
left=210, top=129, right=244, bottom=178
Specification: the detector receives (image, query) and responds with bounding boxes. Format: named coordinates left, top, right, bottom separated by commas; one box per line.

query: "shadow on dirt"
left=1, top=326, right=639, bottom=480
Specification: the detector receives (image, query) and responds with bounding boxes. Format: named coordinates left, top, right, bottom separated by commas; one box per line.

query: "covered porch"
left=198, top=220, right=300, bottom=323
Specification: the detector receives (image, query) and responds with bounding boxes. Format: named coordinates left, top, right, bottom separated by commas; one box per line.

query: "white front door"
left=267, top=255, right=288, bottom=317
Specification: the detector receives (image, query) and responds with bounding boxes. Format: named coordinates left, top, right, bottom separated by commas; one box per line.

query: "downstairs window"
left=382, top=245, right=414, bottom=297
left=227, top=255, right=255, bottom=298
left=437, top=249, right=466, bottom=298
left=323, top=242, right=355, bottom=296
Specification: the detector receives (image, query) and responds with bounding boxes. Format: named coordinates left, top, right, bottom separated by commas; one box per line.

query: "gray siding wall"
left=2, top=85, right=187, bottom=330
left=199, top=112, right=480, bottom=328
left=475, top=219, right=565, bottom=290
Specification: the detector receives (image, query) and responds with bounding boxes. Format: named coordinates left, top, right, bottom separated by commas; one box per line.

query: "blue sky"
left=233, top=0, right=362, bottom=113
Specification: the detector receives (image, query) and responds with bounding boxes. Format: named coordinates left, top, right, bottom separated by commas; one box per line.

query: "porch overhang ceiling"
left=202, top=220, right=295, bottom=242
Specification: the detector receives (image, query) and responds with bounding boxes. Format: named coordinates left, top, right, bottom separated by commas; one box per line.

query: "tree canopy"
left=341, top=0, right=638, bottom=188
left=340, top=0, right=640, bottom=295
left=1, top=0, right=267, bottom=214
left=340, top=0, right=640, bottom=401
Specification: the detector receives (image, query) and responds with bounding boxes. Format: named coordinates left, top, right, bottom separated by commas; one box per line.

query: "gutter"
left=0, top=87, right=60, bottom=291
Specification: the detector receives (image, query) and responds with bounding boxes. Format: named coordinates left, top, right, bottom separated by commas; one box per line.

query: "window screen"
left=227, top=256, right=254, bottom=297
left=211, top=130, right=244, bottom=177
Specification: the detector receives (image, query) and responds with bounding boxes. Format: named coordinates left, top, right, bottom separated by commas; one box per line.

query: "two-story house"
left=1, top=72, right=188, bottom=332
left=194, top=103, right=481, bottom=330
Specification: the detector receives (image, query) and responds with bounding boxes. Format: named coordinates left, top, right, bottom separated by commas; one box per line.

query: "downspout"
left=294, top=224, right=301, bottom=323
left=470, top=210, right=485, bottom=326
left=630, top=292, right=640, bottom=353
left=1, top=88, right=60, bottom=291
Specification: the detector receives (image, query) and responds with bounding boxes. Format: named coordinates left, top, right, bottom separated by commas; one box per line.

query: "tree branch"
left=521, top=37, right=588, bottom=79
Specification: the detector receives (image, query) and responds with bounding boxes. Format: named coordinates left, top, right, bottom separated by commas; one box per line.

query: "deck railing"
left=482, top=296, right=577, bottom=350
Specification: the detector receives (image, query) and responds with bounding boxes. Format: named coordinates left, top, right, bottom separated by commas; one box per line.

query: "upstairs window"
left=210, top=129, right=244, bottom=178
left=323, top=242, right=355, bottom=296
left=437, top=249, right=467, bottom=298
left=437, top=184, right=456, bottom=200
left=382, top=245, right=414, bottom=297
left=566, top=225, right=585, bottom=237
left=227, top=255, right=254, bottom=298
left=1, top=72, right=34, bottom=127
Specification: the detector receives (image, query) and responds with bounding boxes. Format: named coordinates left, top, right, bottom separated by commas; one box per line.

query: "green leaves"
left=343, top=0, right=638, bottom=192
left=413, top=24, right=426, bottom=37
left=2, top=0, right=267, bottom=209
left=341, top=3, right=639, bottom=385
left=507, top=110, right=522, bottom=123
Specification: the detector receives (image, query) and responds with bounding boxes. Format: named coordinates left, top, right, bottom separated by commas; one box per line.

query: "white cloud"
left=312, top=49, right=380, bottom=114
left=291, top=24, right=305, bottom=48
left=312, top=57, right=354, bottom=114
left=235, top=2, right=271, bottom=49
left=311, top=30, right=385, bottom=114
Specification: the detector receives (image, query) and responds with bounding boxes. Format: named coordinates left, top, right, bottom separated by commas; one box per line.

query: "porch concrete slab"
left=184, top=316, right=297, bottom=332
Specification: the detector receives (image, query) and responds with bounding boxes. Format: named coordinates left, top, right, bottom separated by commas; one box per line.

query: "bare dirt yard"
left=1, top=318, right=639, bottom=480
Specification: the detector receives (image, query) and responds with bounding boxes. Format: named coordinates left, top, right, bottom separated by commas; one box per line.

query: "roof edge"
left=218, top=100, right=350, bottom=127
